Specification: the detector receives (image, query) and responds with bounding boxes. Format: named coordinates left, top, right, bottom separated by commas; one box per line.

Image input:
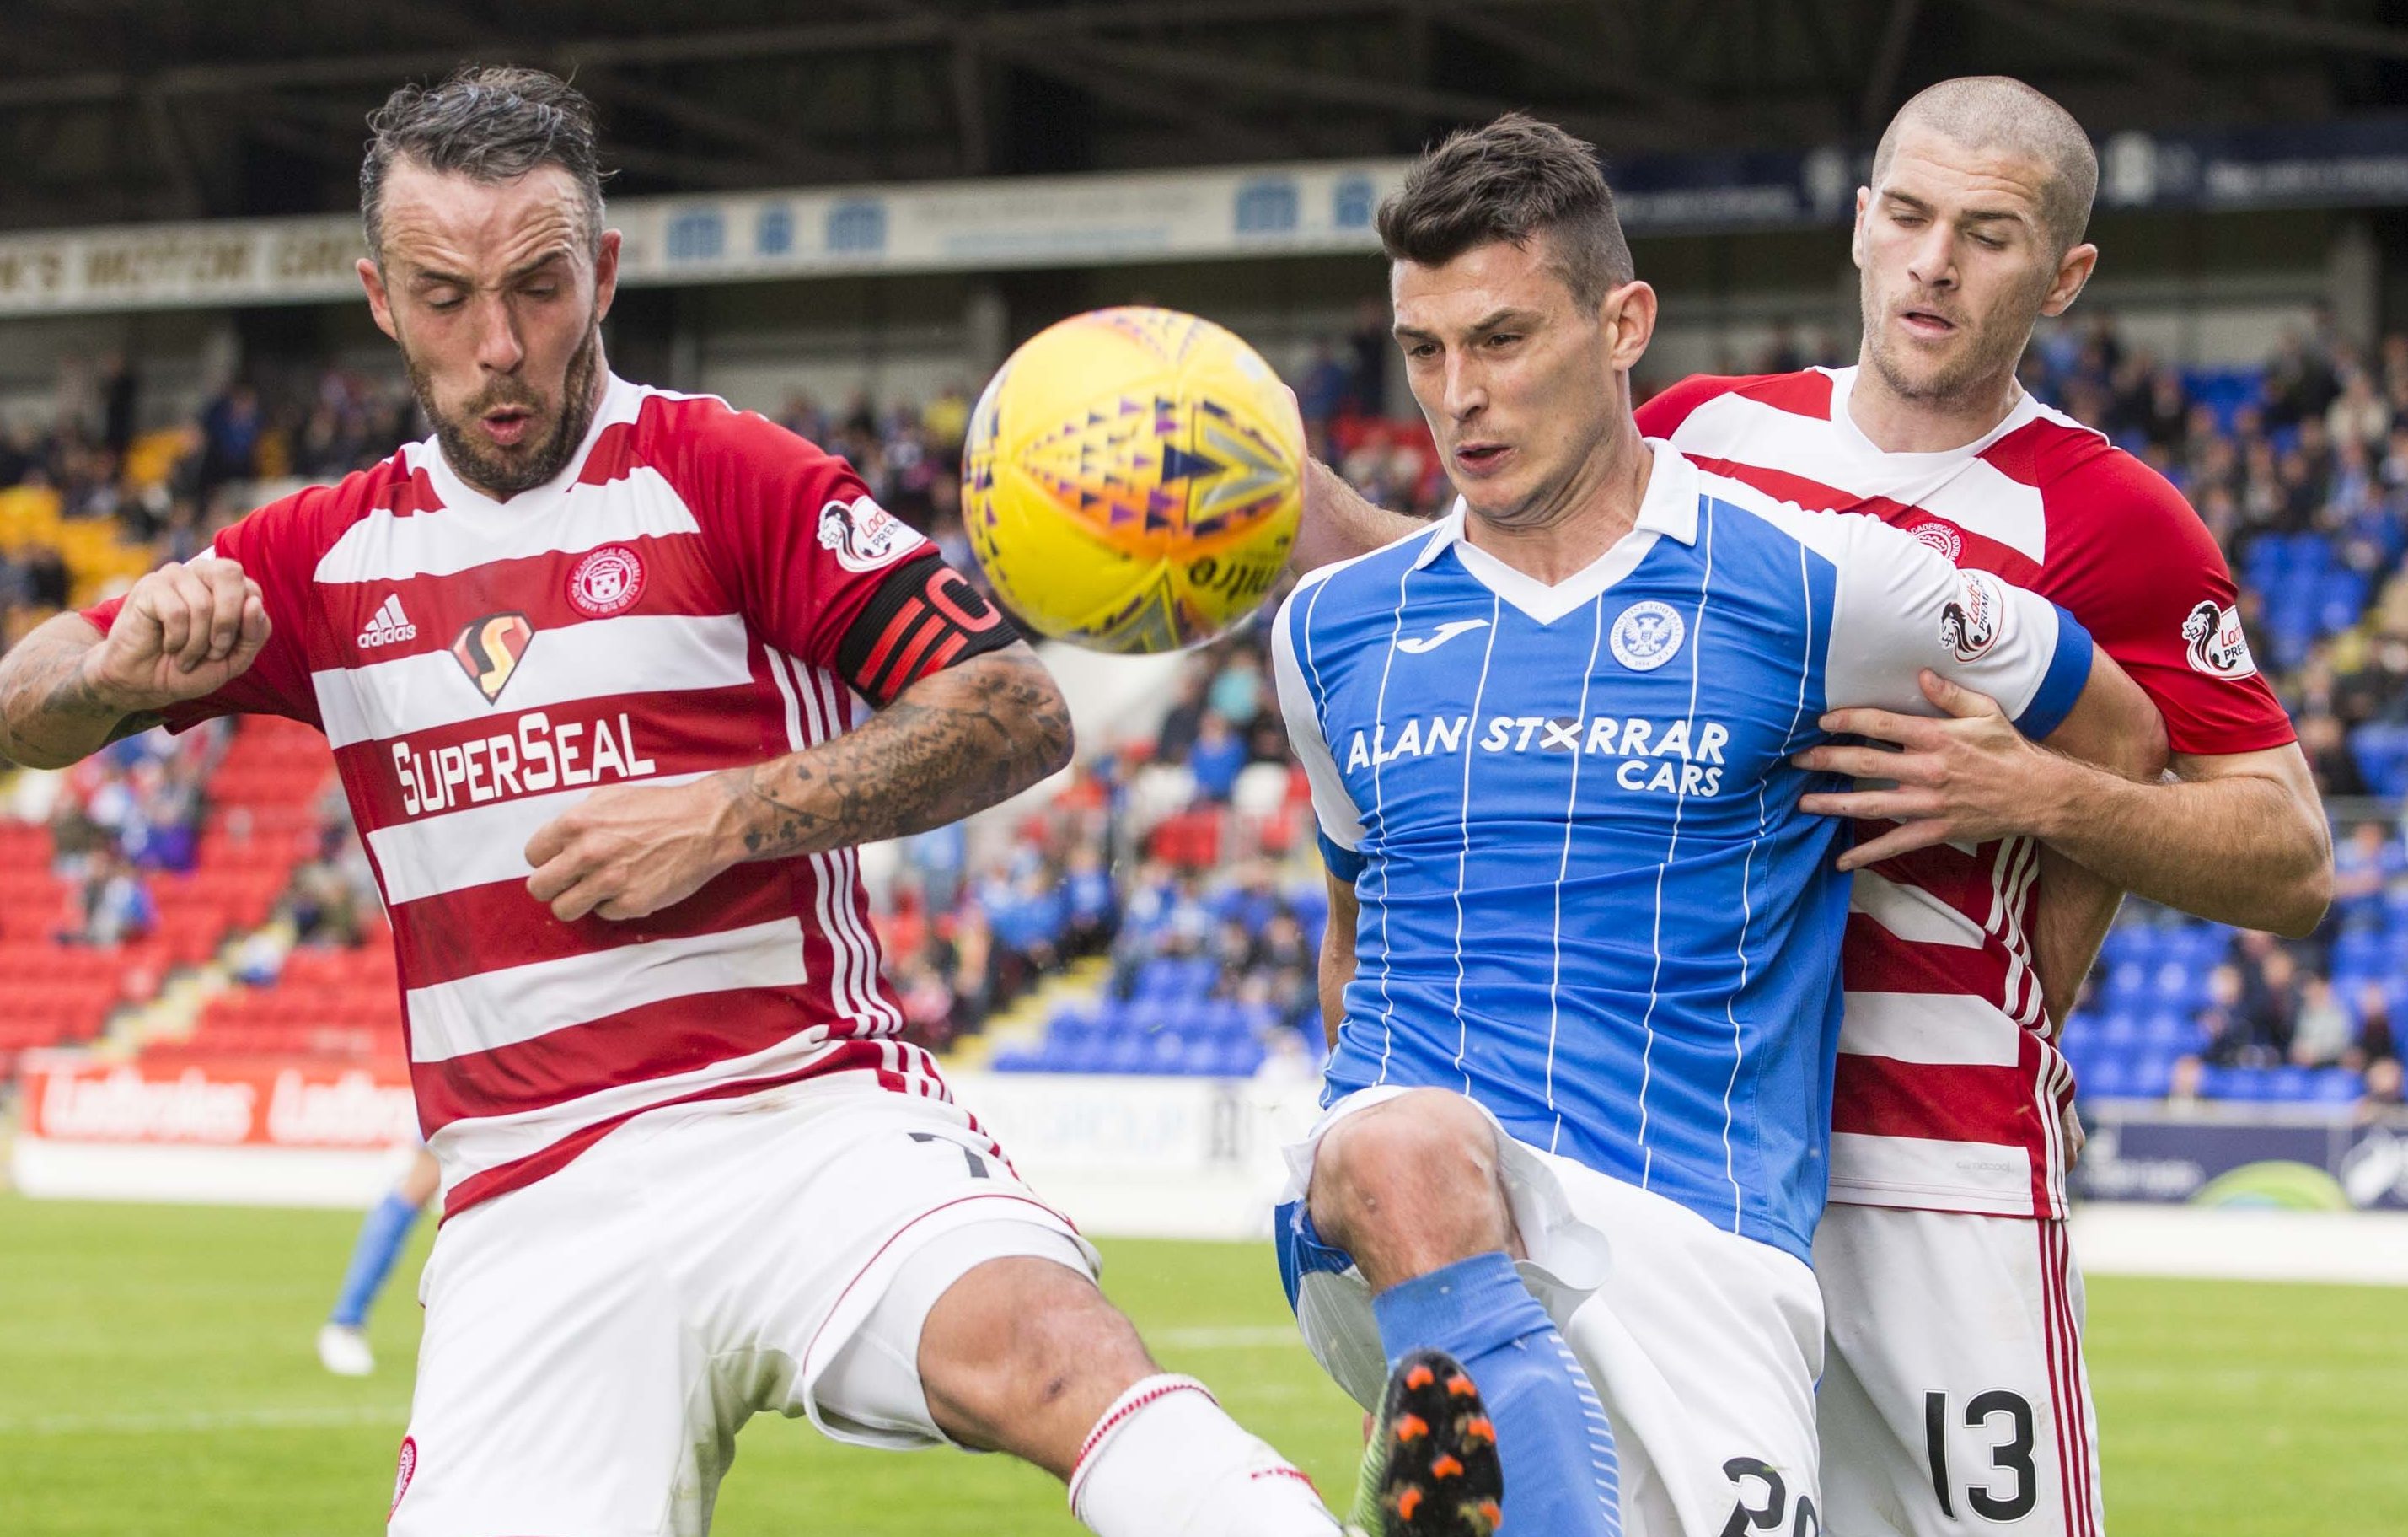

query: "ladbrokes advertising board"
left=13, top=1052, right=419, bottom=1207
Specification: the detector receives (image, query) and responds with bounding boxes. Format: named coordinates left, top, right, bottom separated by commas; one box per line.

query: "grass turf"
left=0, top=1193, right=2390, bottom=1534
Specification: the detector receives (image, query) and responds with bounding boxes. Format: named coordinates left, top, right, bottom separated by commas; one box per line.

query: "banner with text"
left=1, top=116, right=2400, bottom=317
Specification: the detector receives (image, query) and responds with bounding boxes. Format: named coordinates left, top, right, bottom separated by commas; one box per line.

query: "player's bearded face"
left=366, top=162, right=616, bottom=500
left=405, top=311, right=603, bottom=498
left=1392, top=236, right=1627, bottom=531
left=1854, top=132, right=2062, bottom=407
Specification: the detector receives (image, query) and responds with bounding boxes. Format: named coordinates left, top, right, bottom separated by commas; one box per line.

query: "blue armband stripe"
left=1317, top=831, right=1366, bottom=884
left=2014, top=603, right=2093, bottom=740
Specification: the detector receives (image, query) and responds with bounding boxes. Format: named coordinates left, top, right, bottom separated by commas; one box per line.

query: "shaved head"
left=1874, top=76, right=2096, bottom=257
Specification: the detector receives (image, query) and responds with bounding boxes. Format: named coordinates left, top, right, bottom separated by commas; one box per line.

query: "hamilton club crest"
left=1609, top=600, right=1685, bottom=672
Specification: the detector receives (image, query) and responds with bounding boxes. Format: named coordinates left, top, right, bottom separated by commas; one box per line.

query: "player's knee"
left=917, top=1255, right=1151, bottom=1451
left=1308, top=1091, right=1512, bottom=1270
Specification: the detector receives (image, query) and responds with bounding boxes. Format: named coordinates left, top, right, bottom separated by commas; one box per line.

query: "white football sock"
left=1067, top=1374, right=1342, bottom=1537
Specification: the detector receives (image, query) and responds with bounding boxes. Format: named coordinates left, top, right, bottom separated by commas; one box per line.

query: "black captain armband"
left=835, top=555, right=1022, bottom=706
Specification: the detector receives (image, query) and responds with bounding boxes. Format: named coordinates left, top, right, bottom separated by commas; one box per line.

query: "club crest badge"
left=452, top=612, right=534, bottom=705
left=1910, top=520, right=1963, bottom=562
left=566, top=545, right=646, bottom=620
left=392, top=1436, right=417, bottom=1519
left=1609, top=600, right=1685, bottom=672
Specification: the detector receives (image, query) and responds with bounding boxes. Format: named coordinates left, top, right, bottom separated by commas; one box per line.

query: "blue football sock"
left=330, top=1191, right=424, bottom=1329
left=1372, top=1250, right=1621, bottom=1537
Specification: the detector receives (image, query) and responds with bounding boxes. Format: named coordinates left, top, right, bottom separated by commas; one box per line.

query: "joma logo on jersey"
left=391, top=710, right=657, bottom=818
left=1346, top=712, right=1731, bottom=796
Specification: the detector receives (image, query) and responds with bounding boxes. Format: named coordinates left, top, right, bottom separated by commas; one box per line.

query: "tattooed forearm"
left=718, top=643, right=1075, bottom=861
left=0, top=616, right=144, bottom=770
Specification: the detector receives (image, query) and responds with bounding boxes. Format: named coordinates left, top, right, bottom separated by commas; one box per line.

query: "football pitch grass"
left=0, top=1194, right=2393, bottom=1535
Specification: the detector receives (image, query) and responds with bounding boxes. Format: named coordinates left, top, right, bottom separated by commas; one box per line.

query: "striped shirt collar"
left=1413, top=438, right=1698, bottom=571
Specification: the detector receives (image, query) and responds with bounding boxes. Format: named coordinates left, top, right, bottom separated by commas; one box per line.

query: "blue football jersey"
left=1272, top=445, right=2092, bottom=1261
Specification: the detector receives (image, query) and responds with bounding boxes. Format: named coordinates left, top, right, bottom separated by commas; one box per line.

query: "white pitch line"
left=0, top=1403, right=410, bottom=1437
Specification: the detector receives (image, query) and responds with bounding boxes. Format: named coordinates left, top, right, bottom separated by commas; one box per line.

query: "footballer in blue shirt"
left=1268, top=116, right=2157, bottom=1537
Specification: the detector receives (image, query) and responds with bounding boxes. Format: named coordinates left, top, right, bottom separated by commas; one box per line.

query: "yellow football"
left=963, top=306, right=1302, bottom=653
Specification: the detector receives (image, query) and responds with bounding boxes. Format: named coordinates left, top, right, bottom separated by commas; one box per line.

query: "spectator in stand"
left=2299, top=711, right=2368, bottom=797
left=2290, top=976, right=2354, bottom=1068
left=2357, top=986, right=2402, bottom=1112
left=1061, top=842, right=1117, bottom=958
left=1296, top=340, right=1351, bottom=439
left=1153, top=664, right=1210, bottom=764
left=2265, top=325, right=2341, bottom=430
left=1345, top=296, right=1389, bottom=416
left=2328, top=366, right=2392, bottom=453
left=194, top=382, right=264, bottom=503
left=1187, top=712, right=1247, bottom=803
left=73, top=847, right=155, bottom=946
left=2330, top=820, right=2402, bottom=926
left=288, top=823, right=380, bottom=948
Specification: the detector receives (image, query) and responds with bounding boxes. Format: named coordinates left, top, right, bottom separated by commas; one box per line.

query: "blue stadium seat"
left=2312, top=1067, right=2364, bottom=1104
left=2265, top=1066, right=2315, bottom=1102
left=2138, top=1011, right=2193, bottom=1049
left=2096, top=1008, right=2142, bottom=1046
left=1218, top=1038, right=1268, bottom=1076
left=2084, top=1056, right=2133, bottom=1098
left=2129, top=1051, right=2178, bottom=1099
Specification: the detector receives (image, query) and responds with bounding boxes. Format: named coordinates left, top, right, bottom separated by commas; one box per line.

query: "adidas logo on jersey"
left=357, top=595, right=418, bottom=648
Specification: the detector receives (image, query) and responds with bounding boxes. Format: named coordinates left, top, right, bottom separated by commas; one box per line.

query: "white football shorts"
left=1275, top=1087, right=1826, bottom=1537
left=387, top=1072, right=1097, bottom=1537
left=1816, top=1203, right=2104, bottom=1537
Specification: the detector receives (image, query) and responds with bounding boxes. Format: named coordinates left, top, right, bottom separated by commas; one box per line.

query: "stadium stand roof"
left=1, top=0, right=2405, bottom=232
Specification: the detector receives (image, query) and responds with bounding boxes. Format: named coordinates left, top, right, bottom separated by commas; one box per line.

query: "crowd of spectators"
left=5, top=719, right=227, bottom=946
left=6, top=309, right=2408, bottom=1101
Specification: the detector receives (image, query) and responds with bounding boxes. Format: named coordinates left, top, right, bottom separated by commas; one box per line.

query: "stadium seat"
left=2311, top=1067, right=2363, bottom=1104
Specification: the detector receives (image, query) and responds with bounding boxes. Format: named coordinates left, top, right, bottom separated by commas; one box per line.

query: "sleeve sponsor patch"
left=816, top=493, right=925, bottom=573
left=1939, top=569, right=2005, bottom=662
left=2181, top=599, right=2258, bottom=679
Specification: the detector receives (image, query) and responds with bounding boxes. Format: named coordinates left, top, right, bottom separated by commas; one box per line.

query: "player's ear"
left=1849, top=186, right=1871, bottom=270
left=2039, top=241, right=2099, bottom=320
left=1604, top=280, right=1656, bottom=373
left=358, top=257, right=400, bottom=342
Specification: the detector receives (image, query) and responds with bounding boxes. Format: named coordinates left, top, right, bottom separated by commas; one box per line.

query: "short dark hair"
left=1376, top=113, right=1634, bottom=308
left=1874, top=77, right=2096, bottom=258
left=361, top=66, right=609, bottom=261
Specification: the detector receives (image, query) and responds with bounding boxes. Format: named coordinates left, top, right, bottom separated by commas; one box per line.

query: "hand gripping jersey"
left=1639, top=366, right=2295, bottom=1219
left=1273, top=444, right=2094, bottom=1262
left=82, top=375, right=1021, bottom=1217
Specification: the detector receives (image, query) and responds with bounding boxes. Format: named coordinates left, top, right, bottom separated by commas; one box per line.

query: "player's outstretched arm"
left=0, top=557, right=269, bottom=769
left=523, top=642, right=1073, bottom=922
left=718, top=641, right=1074, bottom=859
left=1291, top=458, right=1424, bottom=574
left=1800, top=660, right=2332, bottom=938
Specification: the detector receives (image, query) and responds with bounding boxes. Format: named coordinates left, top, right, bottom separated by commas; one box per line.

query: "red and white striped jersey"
left=1639, top=366, right=2295, bottom=1219
left=84, top=374, right=1019, bottom=1217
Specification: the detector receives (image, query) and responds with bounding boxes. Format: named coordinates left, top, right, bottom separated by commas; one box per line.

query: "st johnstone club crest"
left=1610, top=599, right=1685, bottom=672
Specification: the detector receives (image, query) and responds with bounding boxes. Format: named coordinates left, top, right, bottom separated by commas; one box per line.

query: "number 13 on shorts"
left=1923, top=1390, right=2038, bottom=1523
